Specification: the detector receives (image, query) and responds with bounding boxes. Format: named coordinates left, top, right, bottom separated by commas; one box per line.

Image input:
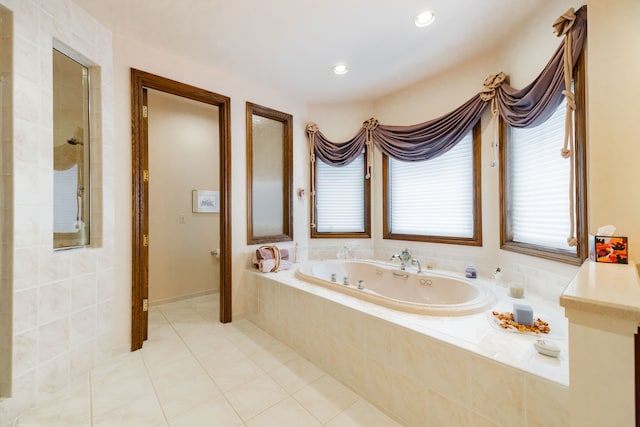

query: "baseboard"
left=149, top=289, right=219, bottom=307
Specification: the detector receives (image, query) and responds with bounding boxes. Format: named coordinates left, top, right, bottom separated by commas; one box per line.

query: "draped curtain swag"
left=54, top=143, right=83, bottom=171
left=306, top=6, right=587, bottom=242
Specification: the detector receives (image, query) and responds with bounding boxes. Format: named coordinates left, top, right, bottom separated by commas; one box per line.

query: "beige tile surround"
left=0, top=4, right=13, bottom=399
left=246, top=270, right=570, bottom=427
left=0, top=0, right=115, bottom=423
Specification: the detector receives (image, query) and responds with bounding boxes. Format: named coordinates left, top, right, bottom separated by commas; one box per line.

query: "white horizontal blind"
left=508, top=100, right=575, bottom=252
left=389, top=134, right=474, bottom=237
left=315, top=153, right=365, bottom=233
left=54, top=165, right=79, bottom=233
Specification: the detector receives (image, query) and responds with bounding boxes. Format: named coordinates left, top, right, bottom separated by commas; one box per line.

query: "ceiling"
left=75, top=0, right=555, bottom=104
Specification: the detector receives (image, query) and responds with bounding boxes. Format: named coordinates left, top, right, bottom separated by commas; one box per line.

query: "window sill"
left=501, top=241, right=584, bottom=266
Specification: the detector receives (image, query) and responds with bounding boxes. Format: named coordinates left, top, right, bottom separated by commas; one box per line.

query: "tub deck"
left=265, top=265, right=568, bottom=384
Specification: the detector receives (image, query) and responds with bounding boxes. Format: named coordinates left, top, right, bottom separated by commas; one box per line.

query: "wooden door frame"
left=130, top=69, right=232, bottom=351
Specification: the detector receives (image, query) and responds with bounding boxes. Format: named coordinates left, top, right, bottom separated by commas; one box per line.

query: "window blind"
left=508, top=101, right=575, bottom=252
left=54, top=165, right=79, bottom=233
left=315, top=154, right=365, bottom=233
left=389, top=134, right=474, bottom=237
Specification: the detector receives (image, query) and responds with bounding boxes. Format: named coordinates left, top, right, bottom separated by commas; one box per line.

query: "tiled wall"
left=245, top=271, right=569, bottom=427
left=308, top=241, right=578, bottom=304
left=0, top=4, right=13, bottom=399
left=0, top=0, right=114, bottom=424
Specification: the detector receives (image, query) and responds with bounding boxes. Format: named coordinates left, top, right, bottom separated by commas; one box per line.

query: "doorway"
left=130, top=69, right=232, bottom=351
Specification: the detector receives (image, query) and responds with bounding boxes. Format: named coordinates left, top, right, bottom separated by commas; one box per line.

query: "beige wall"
left=112, top=34, right=309, bottom=351
left=306, top=101, right=377, bottom=259
left=53, top=0, right=640, bottom=352
left=2, top=0, right=637, bottom=422
left=308, top=1, right=586, bottom=301
left=587, top=0, right=640, bottom=260
left=147, top=89, right=220, bottom=304
left=370, top=53, right=500, bottom=271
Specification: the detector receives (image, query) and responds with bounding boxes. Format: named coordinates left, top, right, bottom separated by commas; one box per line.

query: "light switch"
left=179, top=214, right=185, bottom=224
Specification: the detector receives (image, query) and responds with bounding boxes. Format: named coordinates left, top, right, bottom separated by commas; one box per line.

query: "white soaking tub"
left=295, top=259, right=496, bottom=316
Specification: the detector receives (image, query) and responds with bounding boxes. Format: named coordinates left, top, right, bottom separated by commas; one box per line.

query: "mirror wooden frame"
left=246, top=102, right=293, bottom=245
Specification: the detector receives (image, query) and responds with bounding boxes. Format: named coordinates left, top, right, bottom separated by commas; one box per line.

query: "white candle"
left=509, top=284, right=525, bottom=298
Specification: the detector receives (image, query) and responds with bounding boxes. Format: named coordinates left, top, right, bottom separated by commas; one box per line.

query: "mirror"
left=53, top=49, right=90, bottom=249
left=246, top=102, right=293, bottom=245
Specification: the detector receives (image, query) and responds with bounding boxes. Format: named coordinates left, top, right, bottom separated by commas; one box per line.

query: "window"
left=312, top=151, right=370, bottom=237
left=500, top=56, right=587, bottom=264
left=383, top=123, right=482, bottom=245
left=53, top=48, right=91, bottom=249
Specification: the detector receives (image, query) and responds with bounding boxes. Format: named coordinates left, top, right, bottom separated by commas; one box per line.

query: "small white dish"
left=534, top=339, right=561, bottom=358
left=486, top=302, right=566, bottom=340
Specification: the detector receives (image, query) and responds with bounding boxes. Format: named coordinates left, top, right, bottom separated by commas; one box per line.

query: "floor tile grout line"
left=321, top=396, right=363, bottom=426
left=213, top=318, right=373, bottom=425
left=162, top=301, right=321, bottom=425
left=15, top=295, right=398, bottom=426
left=158, top=301, right=249, bottom=424
left=219, top=327, right=313, bottom=423
left=226, top=329, right=350, bottom=426
left=88, top=373, right=94, bottom=427
left=139, top=309, right=173, bottom=426
left=253, top=355, right=354, bottom=425
left=261, top=355, right=315, bottom=395
left=288, top=375, right=342, bottom=426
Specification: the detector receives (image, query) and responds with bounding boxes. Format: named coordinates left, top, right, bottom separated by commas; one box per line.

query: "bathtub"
left=247, top=265, right=569, bottom=426
left=295, top=259, right=496, bottom=315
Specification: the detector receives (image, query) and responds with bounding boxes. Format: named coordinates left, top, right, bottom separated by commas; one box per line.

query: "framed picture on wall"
left=192, top=190, right=219, bottom=213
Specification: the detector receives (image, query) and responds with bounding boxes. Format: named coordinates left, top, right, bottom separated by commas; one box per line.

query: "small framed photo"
left=192, top=190, right=219, bottom=213
left=589, top=235, right=628, bottom=264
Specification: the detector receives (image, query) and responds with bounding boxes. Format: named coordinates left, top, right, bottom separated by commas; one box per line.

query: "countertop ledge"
left=560, top=260, right=640, bottom=322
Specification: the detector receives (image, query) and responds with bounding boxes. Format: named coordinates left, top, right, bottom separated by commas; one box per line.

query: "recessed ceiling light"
left=332, top=64, right=349, bottom=75
left=414, top=10, right=436, bottom=27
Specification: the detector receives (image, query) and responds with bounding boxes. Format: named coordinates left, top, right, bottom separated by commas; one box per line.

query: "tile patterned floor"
left=13, top=294, right=403, bottom=426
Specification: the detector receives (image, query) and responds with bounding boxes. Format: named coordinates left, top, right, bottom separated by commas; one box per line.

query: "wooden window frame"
left=499, top=54, right=588, bottom=265
left=382, top=123, right=482, bottom=246
left=310, top=152, right=371, bottom=239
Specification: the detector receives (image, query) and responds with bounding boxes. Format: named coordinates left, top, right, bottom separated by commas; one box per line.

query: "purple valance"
left=373, top=95, right=485, bottom=162
left=306, top=5, right=587, bottom=165
left=496, top=6, right=587, bottom=128
left=306, top=124, right=367, bottom=167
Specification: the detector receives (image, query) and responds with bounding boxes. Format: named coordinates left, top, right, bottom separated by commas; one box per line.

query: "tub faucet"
left=391, top=254, right=405, bottom=269
left=411, top=259, right=423, bottom=274
left=391, top=249, right=411, bottom=270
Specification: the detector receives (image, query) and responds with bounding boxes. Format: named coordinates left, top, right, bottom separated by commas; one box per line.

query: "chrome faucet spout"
left=411, top=259, right=423, bottom=274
